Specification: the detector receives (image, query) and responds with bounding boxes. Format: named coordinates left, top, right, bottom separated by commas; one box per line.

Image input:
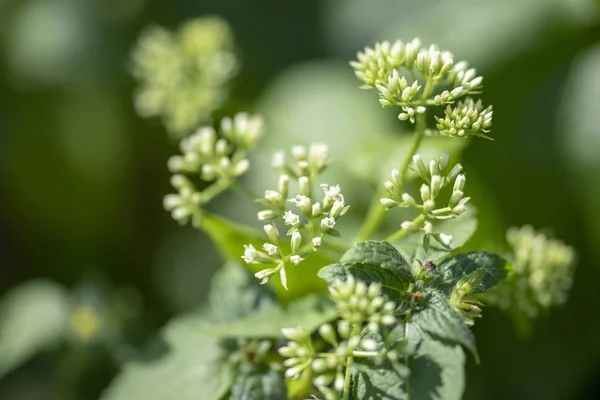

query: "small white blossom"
left=272, top=150, right=286, bottom=168
left=242, top=244, right=259, bottom=263
left=291, top=145, right=307, bottom=160
left=322, top=184, right=342, bottom=201
left=288, top=195, right=311, bottom=209
left=289, top=255, right=303, bottom=265
left=262, top=243, right=278, bottom=255
left=439, top=233, right=453, bottom=246
left=264, top=190, right=282, bottom=203
left=283, top=211, right=301, bottom=226
left=321, top=216, right=336, bottom=230
left=312, top=237, right=323, bottom=247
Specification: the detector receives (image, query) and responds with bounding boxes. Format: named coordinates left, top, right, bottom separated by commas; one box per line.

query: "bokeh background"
left=1, top=0, right=600, bottom=399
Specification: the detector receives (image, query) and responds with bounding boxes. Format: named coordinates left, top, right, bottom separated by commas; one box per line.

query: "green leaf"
left=230, top=370, right=286, bottom=400
left=436, top=252, right=507, bottom=294
left=206, top=294, right=337, bottom=339
left=209, top=262, right=277, bottom=323
left=411, top=290, right=478, bottom=362
left=394, top=207, right=478, bottom=264
left=408, top=330, right=465, bottom=400
left=101, top=313, right=234, bottom=400
left=351, top=321, right=465, bottom=400
left=201, top=213, right=329, bottom=302
left=319, top=241, right=414, bottom=301
left=0, top=280, right=70, bottom=378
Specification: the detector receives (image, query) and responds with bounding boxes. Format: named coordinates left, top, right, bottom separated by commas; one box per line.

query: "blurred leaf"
left=230, top=369, right=286, bottom=400
left=394, top=207, right=478, bottom=263
left=435, top=252, right=507, bottom=295
left=209, top=262, right=277, bottom=323
left=411, top=290, right=478, bottom=362
left=319, top=241, right=414, bottom=301
left=326, top=0, right=597, bottom=71
left=206, top=294, right=336, bottom=338
left=558, top=44, right=600, bottom=262
left=101, top=312, right=234, bottom=400
left=201, top=213, right=328, bottom=302
left=0, top=280, right=70, bottom=378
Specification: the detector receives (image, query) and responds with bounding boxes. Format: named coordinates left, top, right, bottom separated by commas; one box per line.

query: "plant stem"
left=385, top=213, right=426, bottom=242
left=355, top=78, right=436, bottom=242
left=342, top=324, right=362, bottom=400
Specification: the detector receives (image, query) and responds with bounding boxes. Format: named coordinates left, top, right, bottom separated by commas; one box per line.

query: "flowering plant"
left=100, top=18, right=576, bottom=400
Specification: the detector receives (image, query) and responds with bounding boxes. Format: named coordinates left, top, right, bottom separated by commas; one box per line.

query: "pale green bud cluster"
left=449, top=269, right=484, bottom=326
left=131, top=17, right=237, bottom=136
left=243, top=144, right=349, bottom=289
left=435, top=98, right=493, bottom=139
left=163, top=175, right=202, bottom=226
left=279, top=276, right=401, bottom=400
left=486, top=226, right=576, bottom=318
left=351, top=38, right=493, bottom=136
left=350, top=39, right=422, bottom=88
left=381, top=152, right=470, bottom=247
left=164, top=113, right=264, bottom=226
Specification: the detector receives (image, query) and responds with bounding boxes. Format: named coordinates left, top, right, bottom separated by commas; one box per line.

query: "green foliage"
left=230, top=370, right=286, bottom=400
left=0, top=280, right=70, bottom=378
left=394, top=207, right=478, bottom=264
left=410, top=290, right=478, bottom=362
left=436, top=252, right=507, bottom=294
left=100, top=313, right=235, bottom=400
left=319, top=241, right=414, bottom=301
left=206, top=294, right=337, bottom=339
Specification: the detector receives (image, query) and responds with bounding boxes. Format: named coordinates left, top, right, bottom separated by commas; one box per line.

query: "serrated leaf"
left=319, top=241, right=414, bottom=301
left=436, top=252, right=507, bottom=294
left=394, top=207, right=478, bottom=264
left=352, top=323, right=465, bottom=400
left=209, top=262, right=277, bottom=323
left=201, top=214, right=329, bottom=302
left=0, top=280, right=70, bottom=378
left=230, top=370, right=286, bottom=400
left=101, top=313, right=234, bottom=400
left=206, top=294, right=336, bottom=339
left=411, top=290, right=478, bottom=362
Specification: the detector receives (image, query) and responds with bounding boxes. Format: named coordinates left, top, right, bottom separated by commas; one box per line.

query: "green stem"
left=355, top=78, right=436, bottom=242
left=385, top=213, right=426, bottom=242
left=342, top=324, right=362, bottom=400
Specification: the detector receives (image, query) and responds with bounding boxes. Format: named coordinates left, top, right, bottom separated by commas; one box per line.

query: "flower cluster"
left=131, top=17, right=237, bottom=136
left=164, top=113, right=264, bottom=226
left=435, top=98, right=493, bottom=139
left=350, top=38, right=493, bottom=137
left=485, top=225, right=576, bottom=319
left=381, top=152, right=469, bottom=247
left=242, top=144, right=349, bottom=289
left=279, top=276, right=402, bottom=400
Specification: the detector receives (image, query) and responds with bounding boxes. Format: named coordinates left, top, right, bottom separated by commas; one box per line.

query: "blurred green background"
left=1, top=0, right=600, bottom=399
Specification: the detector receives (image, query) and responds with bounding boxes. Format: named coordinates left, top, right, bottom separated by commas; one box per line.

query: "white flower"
left=439, top=233, right=453, bottom=246
left=312, top=237, right=323, bottom=247
left=272, top=150, right=285, bottom=168
left=242, top=244, right=259, bottom=263
left=288, top=195, right=311, bottom=209
left=321, top=216, right=336, bottom=230
left=291, top=145, right=307, bottom=160
left=264, top=190, right=282, bottom=203
left=262, top=243, right=278, bottom=255
left=309, top=143, right=329, bottom=169
left=283, top=211, right=301, bottom=226
left=289, top=255, right=303, bottom=265
left=322, top=184, right=342, bottom=201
